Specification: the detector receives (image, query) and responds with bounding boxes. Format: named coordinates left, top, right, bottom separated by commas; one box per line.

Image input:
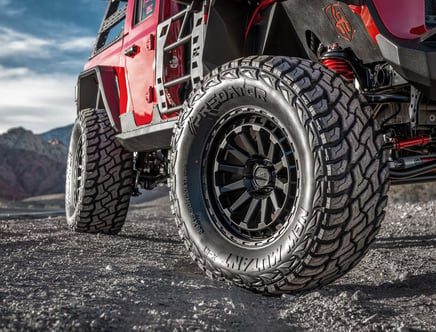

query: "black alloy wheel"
left=204, top=109, right=298, bottom=246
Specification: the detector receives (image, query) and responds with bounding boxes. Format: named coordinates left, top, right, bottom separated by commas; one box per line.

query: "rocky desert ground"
left=0, top=185, right=435, bottom=331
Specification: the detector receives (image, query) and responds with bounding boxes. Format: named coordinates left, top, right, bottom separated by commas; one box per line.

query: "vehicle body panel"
left=372, top=0, right=427, bottom=40
left=123, top=0, right=160, bottom=126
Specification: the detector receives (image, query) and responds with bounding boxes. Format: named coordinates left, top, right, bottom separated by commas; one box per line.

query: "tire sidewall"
left=173, top=74, right=320, bottom=275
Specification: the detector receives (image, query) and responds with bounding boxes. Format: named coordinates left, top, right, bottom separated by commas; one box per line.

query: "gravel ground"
left=0, top=191, right=435, bottom=331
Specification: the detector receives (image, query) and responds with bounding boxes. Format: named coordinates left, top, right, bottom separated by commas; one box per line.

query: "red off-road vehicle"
left=66, top=0, right=436, bottom=293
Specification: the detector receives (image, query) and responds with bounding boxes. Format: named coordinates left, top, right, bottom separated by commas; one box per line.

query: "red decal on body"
left=325, top=4, right=354, bottom=41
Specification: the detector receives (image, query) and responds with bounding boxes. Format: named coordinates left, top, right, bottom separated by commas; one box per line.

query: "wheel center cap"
left=253, top=166, right=272, bottom=188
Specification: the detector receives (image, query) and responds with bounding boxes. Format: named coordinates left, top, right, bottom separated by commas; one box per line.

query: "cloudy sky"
left=0, top=0, right=107, bottom=134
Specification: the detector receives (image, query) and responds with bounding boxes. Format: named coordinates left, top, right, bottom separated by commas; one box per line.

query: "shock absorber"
left=322, top=58, right=354, bottom=81
left=384, top=135, right=435, bottom=150
left=321, top=44, right=354, bottom=81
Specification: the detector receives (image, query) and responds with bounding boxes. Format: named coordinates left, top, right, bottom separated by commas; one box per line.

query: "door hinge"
left=146, top=86, right=154, bottom=103
left=146, top=34, right=155, bottom=51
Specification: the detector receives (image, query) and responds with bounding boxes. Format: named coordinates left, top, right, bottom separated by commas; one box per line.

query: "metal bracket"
left=146, top=34, right=155, bottom=51
left=409, top=86, right=422, bottom=129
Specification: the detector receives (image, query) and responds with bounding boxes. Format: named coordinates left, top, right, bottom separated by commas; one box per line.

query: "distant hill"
left=0, top=127, right=69, bottom=200
left=1, top=127, right=68, bottom=162
left=39, top=124, right=73, bottom=147
left=0, top=145, right=66, bottom=200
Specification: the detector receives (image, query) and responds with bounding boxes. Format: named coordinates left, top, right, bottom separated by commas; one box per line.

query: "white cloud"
left=0, top=27, right=51, bottom=58
left=59, top=37, right=95, bottom=52
left=0, top=0, right=24, bottom=16
left=0, top=26, right=96, bottom=134
left=0, top=67, right=31, bottom=79
left=0, top=66, right=77, bottom=134
left=0, top=26, right=95, bottom=59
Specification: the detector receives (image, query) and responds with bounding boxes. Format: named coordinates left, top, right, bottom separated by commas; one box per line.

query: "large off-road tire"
left=65, top=109, right=133, bottom=234
left=169, top=56, right=389, bottom=294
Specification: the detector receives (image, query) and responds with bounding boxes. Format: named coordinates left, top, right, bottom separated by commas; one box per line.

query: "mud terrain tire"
left=65, top=108, right=133, bottom=234
left=170, top=56, right=389, bottom=294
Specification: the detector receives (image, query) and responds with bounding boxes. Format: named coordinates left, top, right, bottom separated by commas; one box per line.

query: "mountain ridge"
left=0, top=125, right=72, bottom=200
left=39, top=124, right=73, bottom=147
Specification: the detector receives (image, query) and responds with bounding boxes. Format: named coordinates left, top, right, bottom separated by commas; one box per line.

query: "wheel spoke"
left=238, top=131, right=257, bottom=156
left=260, top=198, right=268, bottom=225
left=220, top=179, right=246, bottom=194
left=253, top=128, right=266, bottom=156
left=267, top=141, right=275, bottom=161
left=218, top=162, right=245, bottom=176
left=227, top=143, right=250, bottom=164
left=230, top=191, right=251, bottom=212
left=244, top=198, right=260, bottom=226
left=274, top=156, right=288, bottom=172
left=275, top=178, right=287, bottom=192
left=270, top=191, right=279, bottom=213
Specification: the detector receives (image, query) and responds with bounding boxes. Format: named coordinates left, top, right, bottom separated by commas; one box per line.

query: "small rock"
left=362, top=313, right=378, bottom=324
left=281, top=294, right=297, bottom=301
left=351, top=290, right=367, bottom=302
left=396, top=323, right=411, bottom=332
left=105, top=265, right=113, bottom=271
left=338, top=291, right=351, bottom=300
left=397, top=272, right=410, bottom=282
left=307, top=291, right=322, bottom=299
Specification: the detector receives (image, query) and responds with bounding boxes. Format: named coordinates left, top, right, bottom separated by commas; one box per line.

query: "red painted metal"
left=114, top=67, right=128, bottom=115
left=322, top=58, right=354, bottom=81
left=85, top=1, right=187, bottom=127
left=145, top=86, right=154, bottom=104
left=421, top=157, right=436, bottom=163
left=83, top=4, right=131, bottom=119
left=123, top=0, right=160, bottom=126
left=348, top=4, right=361, bottom=15
left=146, top=34, right=155, bottom=51
left=203, top=0, right=210, bottom=24
left=84, top=29, right=125, bottom=72
left=360, top=6, right=380, bottom=44
left=392, top=136, right=431, bottom=150
left=350, top=5, right=380, bottom=44
left=372, top=0, right=427, bottom=40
